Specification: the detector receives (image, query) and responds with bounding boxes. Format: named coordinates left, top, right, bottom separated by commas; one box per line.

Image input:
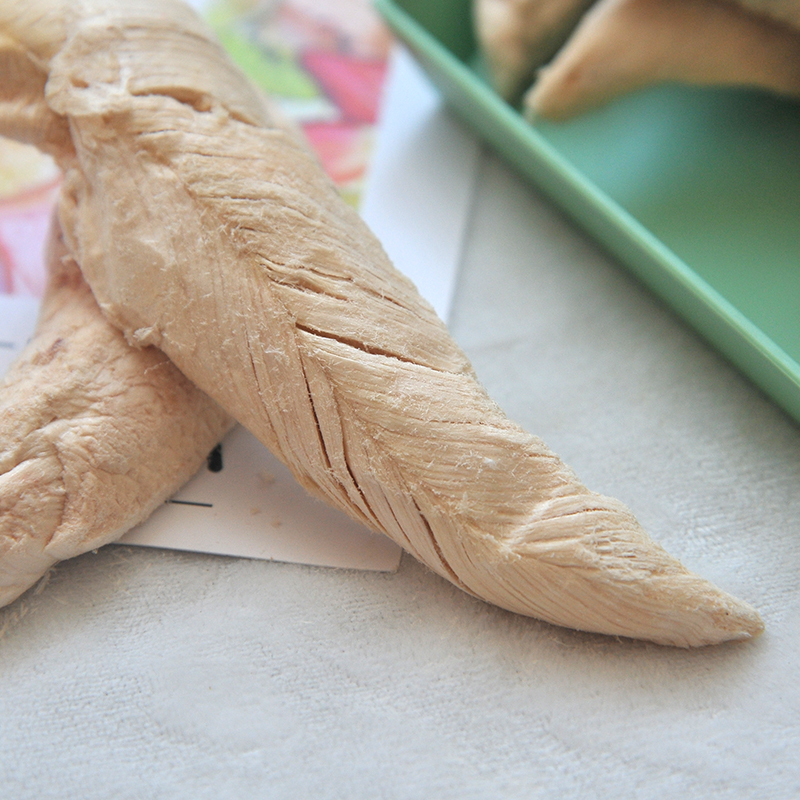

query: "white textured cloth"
left=0, top=149, right=797, bottom=798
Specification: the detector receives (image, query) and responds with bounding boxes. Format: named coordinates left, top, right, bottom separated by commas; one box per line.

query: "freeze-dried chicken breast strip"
left=0, top=216, right=233, bottom=607
left=0, top=0, right=763, bottom=645
left=525, top=0, right=800, bottom=120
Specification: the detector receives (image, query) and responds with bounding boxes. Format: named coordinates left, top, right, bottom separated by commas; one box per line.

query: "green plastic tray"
left=375, top=0, right=800, bottom=426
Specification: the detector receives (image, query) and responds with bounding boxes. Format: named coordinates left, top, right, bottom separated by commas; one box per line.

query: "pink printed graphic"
left=303, top=122, right=374, bottom=191
left=302, top=51, right=387, bottom=124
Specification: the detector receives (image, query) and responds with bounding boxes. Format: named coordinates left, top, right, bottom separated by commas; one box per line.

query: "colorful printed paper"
left=0, top=0, right=391, bottom=297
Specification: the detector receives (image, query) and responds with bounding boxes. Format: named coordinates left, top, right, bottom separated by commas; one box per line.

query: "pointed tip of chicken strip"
left=477, top=494, right=765, bottom=646
left=525, top=0, right=800, bottom=121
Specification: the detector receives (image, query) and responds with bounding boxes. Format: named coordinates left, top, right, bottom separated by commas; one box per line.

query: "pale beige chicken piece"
left=0, top=0, right=764, bottom=645
left=524, top=0, right=800, bottom=119
left=0, top=9, right=232, bottom=606
left=474, top=0, right=595, bottom=98
left=0, top=216, right=233, bottom=607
